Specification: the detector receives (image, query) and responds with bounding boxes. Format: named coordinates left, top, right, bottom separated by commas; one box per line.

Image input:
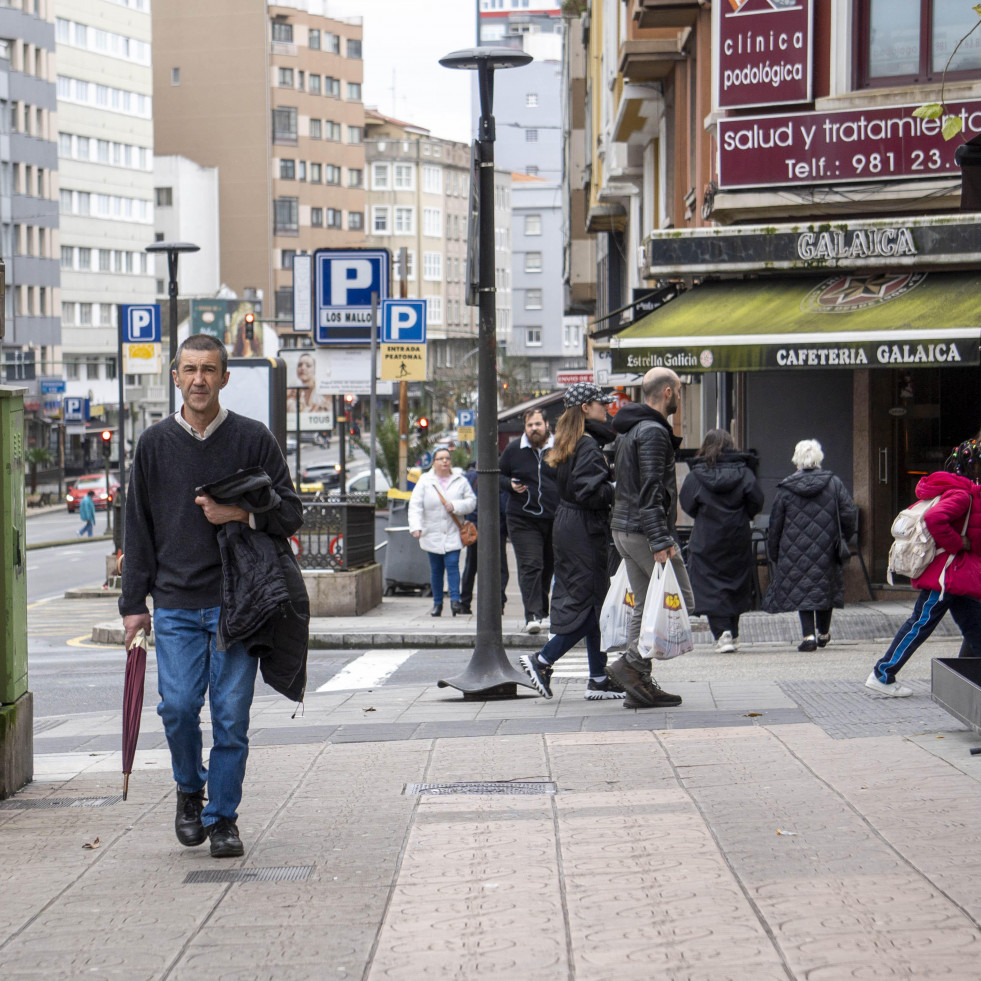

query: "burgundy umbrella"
left=122, top=629, right=147, bottom=800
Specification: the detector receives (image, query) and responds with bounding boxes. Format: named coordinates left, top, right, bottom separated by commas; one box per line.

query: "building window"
left=310, top=162, right=322, bottom=183
left=347, top=38, right=362, bottom=59
left=856, top=0, right=981, bottom=86
left=279, top=159, right=296, bottom=180
left=423, top=251, right=443, bottom=281
left=394, top=250, right=415, bottom=281
left=99, top=249, right=111, bottom=271
left=311, top=207, right=323, bottom=227
left=278, top=67, right=294, bottom=87
left=524, top=251, right=542, bottom=273
left=79, top=302, right=92, bottom=325
left=271, top=21, right=293, bottom=43
left=326, top=208, right=343, bottom=228
left=324, top=120, right=341, bottom=140
left=422, top=165, right=442, bottom=194
left=324, top=76, right=340, bottom=97
left=372, top=162, right=390, bottom=189
left=394, top=163, right=414, bottom=190
left=524, top=289, right=542, bottom=310
left=425, top=295, right=443, bottom=324
left=347, top=82, right=362, bottom=101
left=372, top=205, right=390, bottom=234
left=309, top=74, right=321, bottom=95
left=525, top=165, right=539, bottom=176
left=325, top=164, right=341, bottom=185
left=309, top=118, right=321, bottom=139
left=347, top=125, right=363, bottom=143
left=348, top=211, right=364, bottom=230
left=60, top=246, right=73, bottom=269
left=309, top=29, right=320, bottom=49
left=423, top=207, right=442, bottom=237
left=526, top=327, right=542, bottom=346
left=155, top=187, right=173, bottom=207
left=524, top=214, right=542, bottom=236
left=275, top=288, right=294, bottom=318
left=394, top=206, right=414, bottom=234
left=348, top=168, right=363, bottom=187
left=298, top=161, right=306, bottom=181
left=526, top=92, right=538, bottom=107
left=78, top=247, right=91, bottom=270
left=525, top=128, right=538, bottom=143
left=272, top=106, right=298, bottom=144
left=325, top=32, right=340, bottom=54
left=282, top=249, right=296, bottom=269
left=62, top=302, right=74, bottom=325
left=274, top=196, right=299, bottom=235
left=171, top=67, right=180, bottom=85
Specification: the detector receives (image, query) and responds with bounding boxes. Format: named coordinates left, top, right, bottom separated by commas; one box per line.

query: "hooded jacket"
left=499, top=433, right=559, bottom=520
left=763, top=468, right=857, bottom=613
left=910, top=471, right=981, bottom=598
left=610, top=402, right=682, bottom=553
left=680, top=451, right=764, bottom=616
left=408, top=467, right=477, bottom=554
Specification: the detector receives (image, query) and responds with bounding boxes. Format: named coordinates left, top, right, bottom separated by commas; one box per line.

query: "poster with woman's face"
left=281, top=349, right=334, bottom=431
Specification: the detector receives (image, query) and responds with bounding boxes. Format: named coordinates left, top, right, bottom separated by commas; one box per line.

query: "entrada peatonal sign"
left=611, top=338, right=981, bottom=375
left=645, top=214, right=981, bottom=275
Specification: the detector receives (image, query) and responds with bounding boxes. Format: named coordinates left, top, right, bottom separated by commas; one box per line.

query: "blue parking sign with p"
left=119, top=303, right=161, bottom=343
left=63, top=397, right=89, bottom=422
left=382, top=299, right=426, bottom=343
left=314, top=248, right=389, bottom=345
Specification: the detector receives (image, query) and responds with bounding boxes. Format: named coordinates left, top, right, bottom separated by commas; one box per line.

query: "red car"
left=66, top=473, right=120, bottom=512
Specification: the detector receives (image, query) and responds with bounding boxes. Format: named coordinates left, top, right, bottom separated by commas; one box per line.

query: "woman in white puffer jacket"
left=408, top=448, right=477, bottom=617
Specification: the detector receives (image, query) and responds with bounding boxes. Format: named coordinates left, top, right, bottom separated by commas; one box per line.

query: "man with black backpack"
left=866, top=434, right=981, bottom=697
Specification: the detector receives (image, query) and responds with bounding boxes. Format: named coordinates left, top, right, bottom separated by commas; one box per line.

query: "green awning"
left=611, top=271, right=981, bottom=373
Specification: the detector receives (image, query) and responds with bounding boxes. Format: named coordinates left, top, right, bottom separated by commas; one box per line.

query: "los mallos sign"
left=717, top=0, right=812, bottom=110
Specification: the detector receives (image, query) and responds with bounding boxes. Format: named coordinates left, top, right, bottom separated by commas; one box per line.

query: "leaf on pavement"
left=82, top=837, right=100, bottom=849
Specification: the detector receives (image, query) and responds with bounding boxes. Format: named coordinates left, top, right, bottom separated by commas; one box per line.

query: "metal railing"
left=296, top=501, right=375, bottom=571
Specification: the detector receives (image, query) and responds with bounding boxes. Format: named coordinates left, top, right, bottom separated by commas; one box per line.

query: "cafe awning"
left=611, top=271, right=981, bottom=373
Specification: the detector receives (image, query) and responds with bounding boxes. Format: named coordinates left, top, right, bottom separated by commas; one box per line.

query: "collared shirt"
left=174, top=406, right=255, bottom=528
left=519, top=432, right=554, bottom=452
left=174, top=405, right=228, bottom=440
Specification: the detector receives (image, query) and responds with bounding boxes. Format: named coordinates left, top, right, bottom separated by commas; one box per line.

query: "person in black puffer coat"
left=763, top=439, right=857, bottom=651
left=680, top=430, right=764, bottom=653
left=518, top=383, right=625, bottom=702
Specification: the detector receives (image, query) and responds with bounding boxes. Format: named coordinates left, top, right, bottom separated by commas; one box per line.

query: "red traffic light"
left=244, top=312, right=255, bottom=324
left=417, top=417, right=429, bottom=429
left=100, top=430, right=112, bottom=442
left=344, top=393, right=355, bottom=404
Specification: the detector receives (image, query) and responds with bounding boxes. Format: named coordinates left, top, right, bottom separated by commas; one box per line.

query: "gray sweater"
left=119, top=412, right=303, bottom=616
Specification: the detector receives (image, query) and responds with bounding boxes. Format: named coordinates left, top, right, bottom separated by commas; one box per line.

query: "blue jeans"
left=427, top=550, right=461, bottom=604
left=79, top=519, right=94, bottom=537
left=153, top=607, right=258, bottom=826
left=538, top=609, right=607, bottom=678
left=872, top=590, right=981, bottom=685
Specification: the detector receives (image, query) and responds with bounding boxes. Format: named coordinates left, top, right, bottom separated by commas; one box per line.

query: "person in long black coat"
left=519, top=383, right=625, bottom=701
left=680, top=430, right=764, bottom=653
left=763, top=439, right=857, bottom=651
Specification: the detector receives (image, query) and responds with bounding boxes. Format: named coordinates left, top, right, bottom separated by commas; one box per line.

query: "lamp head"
left=144, top=241, right=200, bottom=255
left=439, top=47, right=533, bottom=71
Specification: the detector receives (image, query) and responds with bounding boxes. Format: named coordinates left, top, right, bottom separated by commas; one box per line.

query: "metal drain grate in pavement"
left=184, top=866, right=314, bottom=884
left=404, top=781, right=556, bottom=796
left=0, top=795, right=123, bottom=810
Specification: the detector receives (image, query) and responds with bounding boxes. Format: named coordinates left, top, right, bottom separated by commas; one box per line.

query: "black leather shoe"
left=430, top=604, right=443, bottom=617
left=451, top=601, right=463, bottom=616
left=207, top=817, right=244, bottom=858
left=459, top=603, right=472, bottom=615
left=175, top=788, right=206, bottom=847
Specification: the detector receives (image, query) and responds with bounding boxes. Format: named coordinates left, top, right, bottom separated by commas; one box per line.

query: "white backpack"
left=886, top=494, right=970, bottom=597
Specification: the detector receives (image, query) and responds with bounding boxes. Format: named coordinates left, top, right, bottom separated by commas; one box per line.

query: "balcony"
left=270, top=41, right=297, bottom=57
left=618, top=36, right=686, bottom=83
left=634, top=0, right=706, bottom=29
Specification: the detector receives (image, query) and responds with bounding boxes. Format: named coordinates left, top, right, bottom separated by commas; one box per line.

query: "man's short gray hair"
left=175, top=333, right=228, bottom=373
left=792, top=439, right=824, bottom=470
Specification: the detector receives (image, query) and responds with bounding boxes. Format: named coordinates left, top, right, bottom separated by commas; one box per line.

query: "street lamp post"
left=436, top=47, right=533, bottom=699
left=144, top=241, right=200, bottom=413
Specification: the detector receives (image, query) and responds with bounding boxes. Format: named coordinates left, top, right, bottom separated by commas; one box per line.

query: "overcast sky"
left=329, top=0, right=477, bottom=144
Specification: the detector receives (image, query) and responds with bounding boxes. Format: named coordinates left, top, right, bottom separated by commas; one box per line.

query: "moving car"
left=66, top=473, right=120, bottom=512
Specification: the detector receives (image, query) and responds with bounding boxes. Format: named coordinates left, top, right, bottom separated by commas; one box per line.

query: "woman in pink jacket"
left=866, top=435, right=981, bottom=697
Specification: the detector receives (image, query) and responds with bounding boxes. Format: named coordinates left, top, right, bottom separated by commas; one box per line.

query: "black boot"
left=175, top=788, right=206, bottom=847
left=430, top=604, right=443, bottom=617
left=451, top=601, right=463, bottom=616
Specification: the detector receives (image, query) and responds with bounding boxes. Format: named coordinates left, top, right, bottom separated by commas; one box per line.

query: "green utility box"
left=0, top=385, right=32, bottom=798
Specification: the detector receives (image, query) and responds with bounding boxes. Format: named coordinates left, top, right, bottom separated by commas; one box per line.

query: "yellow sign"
left=123, top=341, right=162, bottom=375
left=457, top=425, right=475, bottom=441
left=380, top=343, right=427, bottom=381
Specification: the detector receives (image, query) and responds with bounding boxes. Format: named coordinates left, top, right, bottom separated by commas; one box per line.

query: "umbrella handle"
left=127, top=628, right=146, bottom=652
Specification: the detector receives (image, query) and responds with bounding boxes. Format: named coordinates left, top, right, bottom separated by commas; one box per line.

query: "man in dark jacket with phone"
left=120, top=334, right=302, bottom=859
left=499, top=409, right=558, bottom=633
left=607, top=367, right=691, bottom=708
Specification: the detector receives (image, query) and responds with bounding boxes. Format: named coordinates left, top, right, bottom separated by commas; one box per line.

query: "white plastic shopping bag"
left=638, top=560, right=694, bottom=661
left=600, top=560, right=634, bottom=651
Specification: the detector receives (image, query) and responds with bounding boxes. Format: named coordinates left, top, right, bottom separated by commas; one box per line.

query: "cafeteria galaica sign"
left=611, top=339, right=980, bottom=374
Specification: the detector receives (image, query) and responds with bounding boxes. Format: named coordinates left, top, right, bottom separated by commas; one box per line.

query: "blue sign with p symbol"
left=120, top=304, right=162, bottom=343
left=381, top=299, right=427, bottom=343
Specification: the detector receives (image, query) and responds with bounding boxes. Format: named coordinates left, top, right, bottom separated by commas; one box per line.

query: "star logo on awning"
left=801, top=273, right=927, bottom=314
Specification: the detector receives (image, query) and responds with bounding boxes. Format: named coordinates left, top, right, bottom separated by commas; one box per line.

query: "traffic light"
left=416, top=416, right=429, bottom=438
left=244, top=312, right=255, bottom=340
left=100, top=429, right=112, bottom=459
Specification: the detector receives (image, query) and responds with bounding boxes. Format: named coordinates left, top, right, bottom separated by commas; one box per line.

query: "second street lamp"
left=436, top=47, right=533, bottom=699
left=144, top=241, right=200, bottom=413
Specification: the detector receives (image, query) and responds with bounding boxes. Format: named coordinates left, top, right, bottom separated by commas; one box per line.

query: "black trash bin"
left=382, top=498, right=432, bottom=595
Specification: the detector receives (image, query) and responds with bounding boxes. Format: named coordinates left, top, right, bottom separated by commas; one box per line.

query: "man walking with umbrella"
left=120, top=334, right=302, bottom=858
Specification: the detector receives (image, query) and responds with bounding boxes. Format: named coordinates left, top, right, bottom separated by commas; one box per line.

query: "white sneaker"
left=524, top=619, right=541, bottom=635
left=864, top=672, right=913, bottom=697
left=715, top=630, right=736, bottom=654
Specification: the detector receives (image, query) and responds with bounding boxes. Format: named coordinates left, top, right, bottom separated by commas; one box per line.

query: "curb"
left=29, top=535, right=113, bottom=552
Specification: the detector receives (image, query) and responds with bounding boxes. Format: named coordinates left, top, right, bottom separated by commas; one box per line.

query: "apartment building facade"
left=0, top=0, right=59, bottom=443
left=151, top=0, right=366, bottom=332
left=572, top=0, right=981, bottom=591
